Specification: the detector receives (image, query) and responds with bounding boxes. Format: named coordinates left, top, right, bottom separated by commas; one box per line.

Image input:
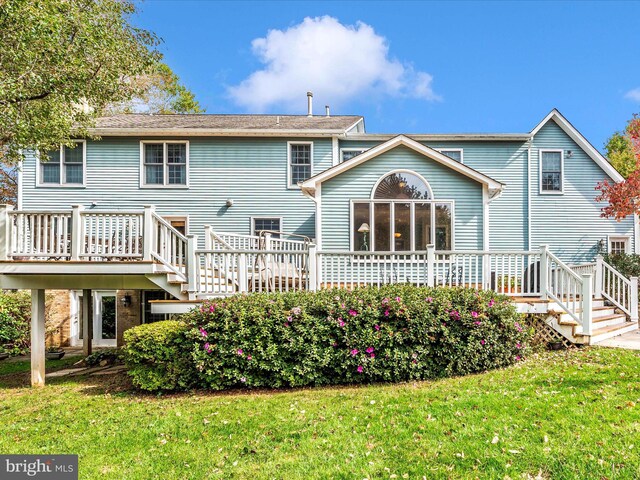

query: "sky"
left=134, top=1, right=640, bottom=151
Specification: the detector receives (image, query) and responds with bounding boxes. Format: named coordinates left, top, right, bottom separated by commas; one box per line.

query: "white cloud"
left=227, top=16, right=440, bottom=112
left=625, top=88, right=640, bottom=102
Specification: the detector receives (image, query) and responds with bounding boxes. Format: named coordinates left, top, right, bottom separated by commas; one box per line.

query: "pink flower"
left=291, top=307, right=301, bottom=316
left=209, top=305, right=215, bottom=312
left=474, top=321, right=482, bottom=326
left=515, top=355, right=521, bottom=361
left=332, top=342, right=338, bottom=347
left=488, top=299, right=495, bottom=307
left=471, top=311, right=479, bottom=318
left=247, top=355, right=252, bottom=360
left=395, top=296, right=402, bottom=302
left=515, top=342, right=521, bottom=349
left=374, top=324, right=380, bottom=331
left=480, top=339, right=486, bottom=345
left=426, top=297, right=433, bottom=303
left=384, top=310, right=390, bottom=317
left=515, top=322, right=523, bottom=332
left=412, top=359, right=417, bottom=364
left=237, top=349, right=244, bottom=356
left=341, top=303, right=346, bottom=308
left=199, top=327, right=208, bottom=337
left=449, top=310, right=460, bottom=320
left=370, top=353, right=375, bottom=358
left=204, top=342, right=212, bottom=353
left=357, top=365, right=364, bottom=373
left=287, top=316, right=292, bottom=322
left=350, top=349, right=359, bottom=356
left=348, top=309, right=358, bottom=317
left=366, top=347, right=374, bottom=354
left=284, top=321, right=290, bottom=327
left=382, top=298, right=389, bottom=305
left=338, top=318, right=345, bottom=327
left=240, top=377, right=246, bottom=383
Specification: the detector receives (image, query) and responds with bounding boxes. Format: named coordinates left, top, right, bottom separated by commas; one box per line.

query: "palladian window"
left=352, top=171, right=453, bottom=252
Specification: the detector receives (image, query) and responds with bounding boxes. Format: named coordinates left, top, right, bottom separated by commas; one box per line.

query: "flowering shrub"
left=123, top=286, right=530, bottom=391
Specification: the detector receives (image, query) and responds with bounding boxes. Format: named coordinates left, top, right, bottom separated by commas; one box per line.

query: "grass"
left=0, top=354, right=80, bottom=376
left=1, top=348, right=640, bottom=479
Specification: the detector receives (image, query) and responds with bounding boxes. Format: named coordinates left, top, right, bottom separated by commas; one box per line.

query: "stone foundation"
left=116, top=290, right=142, bottom=347
left=45, top=290, right=71, bottom=347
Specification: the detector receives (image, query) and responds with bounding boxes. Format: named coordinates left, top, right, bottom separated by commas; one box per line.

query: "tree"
left=107, top=63, right=204, bottom=115
left=605, top=129, right=636, bottom=179
left=596, top=116, right=640, bottom=220
left=0, top=0, right=161, bottom=166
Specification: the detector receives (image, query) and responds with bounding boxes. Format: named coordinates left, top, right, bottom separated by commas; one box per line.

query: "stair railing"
left=148, top=207, right=188, bottom=283
left=595, top=255, right=639, bottom=322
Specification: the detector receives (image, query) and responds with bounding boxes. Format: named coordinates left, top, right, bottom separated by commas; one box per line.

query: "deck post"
left=0, top=204, right=14, bottom=260
left=426, top=244, right=435, bottom=287
left=581, top=273, right=593, bottom=336
left=143, top=205, right=155, bottom=261
left=204, top=225, right=212, bottom=249
left=70, top=204, right=84, bottom=260
left=539, top=244, right=549, bottom=300
left=82, top=289, right=93, bottom=356
left=30, top=289, right=46, bottom=387
left=630, top=277, right=639, bottom=323
left=308, top=244, right=318, bottom=291
left=186, top=234, right=198, bottom=297
left=594, top=255, right=604, bottom=299
left=263, top=233, right=272, bottom=251
left=238, top=253, right=248, bottom=293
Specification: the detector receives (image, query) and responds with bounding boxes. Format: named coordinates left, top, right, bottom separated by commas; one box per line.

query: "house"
left=2, top=99, right=638, bottom=386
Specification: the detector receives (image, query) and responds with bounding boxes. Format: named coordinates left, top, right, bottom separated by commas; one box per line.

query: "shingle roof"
left=92, top=114, right=362, bottom=133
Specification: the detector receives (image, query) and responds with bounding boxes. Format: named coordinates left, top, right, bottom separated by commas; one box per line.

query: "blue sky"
left=135, top=1, right=640, bottom=150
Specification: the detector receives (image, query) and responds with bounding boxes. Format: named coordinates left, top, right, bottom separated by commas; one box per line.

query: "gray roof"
left=92, top=114, right=363, bottom=133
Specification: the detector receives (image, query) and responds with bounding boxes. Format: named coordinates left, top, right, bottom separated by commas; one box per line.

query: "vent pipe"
left=325, top=105, right=330, bottom=117
left=307, top=91, right=313, bottom=117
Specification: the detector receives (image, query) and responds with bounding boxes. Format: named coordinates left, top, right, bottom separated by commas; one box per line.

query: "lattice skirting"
left=525, top=314, right=574, bottom=349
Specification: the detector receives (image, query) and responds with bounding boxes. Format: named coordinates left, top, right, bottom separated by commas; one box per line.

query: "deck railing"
left=81, top=210, right=144, bottom=259
left=8, top=210, right=72, bottom=259
left=151, top=213, right=188, bottom=281
left=595, top=255, right=639, bottom=321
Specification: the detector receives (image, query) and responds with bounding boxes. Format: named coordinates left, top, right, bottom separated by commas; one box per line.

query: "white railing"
left=596, top=256, right=638, bottom=320
left=194, top=249, right=310, bottom=296
left=81, top=210, right=144, bottom=259
left=151, top=212, right=188, bottom=280
left=208, top=231, right=260, bottom=251
left=8, top=210, right=72, bottom=259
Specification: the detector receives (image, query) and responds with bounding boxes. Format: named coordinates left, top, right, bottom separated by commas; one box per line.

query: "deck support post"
left=308, top=244, right=318, bottom=291
left=238, top=253, right=248, bottom=293
left=204, top=225, right=212, bottom=249
left=426, top=244, right=435, bottom=287
left=70, top=204, right=84, bottom=260
left=82, top=289, right=93, bottom=357
left=581, top=273, right=593, bottom=336
left=0, top=204, right=14, bottom=260
left=594, top=255, right=604, bottom=299
left=630, top=277, right=639, bottom=324
left=539, top=245, right=549, bottom=300
left=186, top=234, right=198, bottom=298
left=30, top=289, right=46, bottom=387
left=143, top=205, right=155, bottom=261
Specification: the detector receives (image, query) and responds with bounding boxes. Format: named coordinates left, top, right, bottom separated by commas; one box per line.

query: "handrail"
left=151, top=212, right=188, bottom=281
left=599, top=258, right=633, bottom=316
left=544, top=249, right=585, bottom=326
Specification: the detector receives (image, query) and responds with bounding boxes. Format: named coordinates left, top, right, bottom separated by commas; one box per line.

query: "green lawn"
left=1, top=348, right=640, bottom=479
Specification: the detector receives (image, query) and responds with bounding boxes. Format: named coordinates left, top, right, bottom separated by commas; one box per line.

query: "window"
left=438, top=149, right=463, bottom=163
left=141, top=141, right=188, bottom=187
left=252, top=217, right=282, bottom=237
left=288, top=142, right=312, bottom=187
left=540, top=150, right=563, bottom=193
left=39, top=141, right=85, bottom=186
left=609, top=236, right=630, bottom=255
left=143, top=290, right=173, bottom=323
left=340, top=148, right=367, bottom=163
left=352, top=171, right=453, bottom=252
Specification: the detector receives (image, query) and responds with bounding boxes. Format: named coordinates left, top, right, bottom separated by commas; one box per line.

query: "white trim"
left=608, top=235, right=631, bottom=254
left=530, top=109, right=624, bottom=183
left=539, top=149, right=564, bottom=195
left=93, top=290, right=117, bottom=347
left=344, top=117, right=366, bottom=134
left=17, top=159, right=23, bottom=210
left=36, top=140, right=87, bottom=188
left=250, top=216, right=284, bottom=236
left=527, top=137, right=533, bottom=251
left=437, top=148, right=464, bottom=164
left=483, top=184, right=490, bottom=250
left=331, top=137, right=339, bottom=167
left=162, top=215, right=190, bottom=235
left=301, top=135, right=503, bottom=196
left=349, top=198, right=456, bottom=252
left=369, top=169, right=434, bottom=200
left=343, top=133, right=530, bottom=142
left=286, top=141, right=313, bottom=190
left=139, top=140, right=190, bottom=189
left=315, top=183, right=322, bottom=249
left=339, top=148, right=368, bottom=163
left=635, top=214, right=639, bottom=255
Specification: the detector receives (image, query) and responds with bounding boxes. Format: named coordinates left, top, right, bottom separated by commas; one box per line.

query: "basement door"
left=93, top=291, right=117, bottom=347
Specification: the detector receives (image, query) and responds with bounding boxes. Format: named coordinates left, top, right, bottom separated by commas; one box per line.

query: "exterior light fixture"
left=120, top=295, right=132, bottom=308
left=566, top=150, right=573, bottom=158
left=226, top=199, right=234, bottom=207
left=394, top=232, right=402, bottom=238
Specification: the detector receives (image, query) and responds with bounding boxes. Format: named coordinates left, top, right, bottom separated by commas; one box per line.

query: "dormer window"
left=438, top=149, right=463, bottom=163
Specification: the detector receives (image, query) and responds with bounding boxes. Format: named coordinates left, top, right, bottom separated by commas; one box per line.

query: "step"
left=582, top=322, right=639, bottom=344
left=558, top=311, right=626, bottom=328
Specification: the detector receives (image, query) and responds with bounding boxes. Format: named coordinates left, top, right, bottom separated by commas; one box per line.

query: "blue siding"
left=321, top=145, right=484, bottom=250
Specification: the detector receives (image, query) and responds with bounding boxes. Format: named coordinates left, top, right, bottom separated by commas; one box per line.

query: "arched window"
left=373, top=171, right=432, bottom=200
left=352, top=170, right=453, bottom=252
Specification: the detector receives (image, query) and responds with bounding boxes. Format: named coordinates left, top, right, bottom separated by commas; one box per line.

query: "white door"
left=93, top=291, right=117, bottom=347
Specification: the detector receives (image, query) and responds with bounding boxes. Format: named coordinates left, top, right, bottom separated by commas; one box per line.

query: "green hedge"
left=0, top=291, right=32, bottom=355
left=603, top=253, right=640, bottom=278
left=123, top=286, right=530, bottom=391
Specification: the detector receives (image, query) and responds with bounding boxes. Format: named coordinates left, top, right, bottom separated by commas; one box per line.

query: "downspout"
left=527, top=135, right=533, bottom=251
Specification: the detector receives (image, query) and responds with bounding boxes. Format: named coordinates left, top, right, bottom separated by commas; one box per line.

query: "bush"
left=603, top=253, right=640, bottom=278
left=123, top=286, right=530, bottom=392
left=122, top=320, right=197, bottom=391
left=0, top=291, right=32, bottom=355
